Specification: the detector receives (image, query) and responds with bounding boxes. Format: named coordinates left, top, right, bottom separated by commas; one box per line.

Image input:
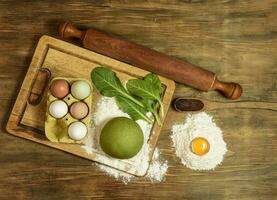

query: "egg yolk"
left=190, top=137, right=210, bottom=156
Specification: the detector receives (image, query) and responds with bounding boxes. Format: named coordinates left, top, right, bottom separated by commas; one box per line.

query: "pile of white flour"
left=82, top=97, right=168, bottom=184
left=171, top=112, right=227, bottom=170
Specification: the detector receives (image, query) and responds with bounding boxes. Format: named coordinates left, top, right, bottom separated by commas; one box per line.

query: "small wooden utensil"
left=58, top=22, right=242, bottom=100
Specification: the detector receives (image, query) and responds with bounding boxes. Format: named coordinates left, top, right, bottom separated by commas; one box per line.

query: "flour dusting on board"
left=82, top=97, right=168, bottom=183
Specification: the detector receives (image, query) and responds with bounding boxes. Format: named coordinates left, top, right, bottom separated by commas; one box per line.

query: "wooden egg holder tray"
left=6, top=36, right=175, bottom=176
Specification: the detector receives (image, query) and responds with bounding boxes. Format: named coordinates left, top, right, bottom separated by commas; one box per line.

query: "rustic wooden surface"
left=0, top=0, right=276, bottom=199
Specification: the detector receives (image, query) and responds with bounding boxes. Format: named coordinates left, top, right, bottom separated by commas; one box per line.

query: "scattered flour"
left=171, top=112, right=227, bottom=170
left=96, top=148, right=168, bottom=184
left=82, top=96, right=168, bottom=184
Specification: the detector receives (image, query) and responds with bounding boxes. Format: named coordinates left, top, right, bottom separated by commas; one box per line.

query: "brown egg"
left=70, top=102, right=89, bottom=119
left=50, top=79, right=69, bottom=99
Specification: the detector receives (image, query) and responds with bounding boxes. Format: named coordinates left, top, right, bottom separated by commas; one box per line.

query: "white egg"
left=68, top=121, right=87, bottom=140
left=49, top=100, right=68, bottom=118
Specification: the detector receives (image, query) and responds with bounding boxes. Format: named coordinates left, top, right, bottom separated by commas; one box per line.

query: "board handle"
left=28, top=68, right=51, bottom=105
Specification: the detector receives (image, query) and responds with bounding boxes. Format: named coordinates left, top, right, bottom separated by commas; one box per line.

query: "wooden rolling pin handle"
left=212, top=79, right=243, bottom=99
left=58, top=22, right=84, bottom=39
left=58, top=22, right=242, bottom=99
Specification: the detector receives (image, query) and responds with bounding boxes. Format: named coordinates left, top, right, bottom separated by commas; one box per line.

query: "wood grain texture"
left=0, top=0, right=276, bottom=199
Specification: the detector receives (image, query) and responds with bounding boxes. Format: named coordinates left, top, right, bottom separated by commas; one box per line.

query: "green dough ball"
left=100, top=117, right=144, bottom=159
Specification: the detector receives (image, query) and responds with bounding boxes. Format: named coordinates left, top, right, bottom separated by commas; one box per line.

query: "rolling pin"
left=58, top=22, right=242, bottom=99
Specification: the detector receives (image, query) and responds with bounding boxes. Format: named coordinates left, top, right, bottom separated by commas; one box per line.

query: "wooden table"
left=0, top=1, right=276, bottom=199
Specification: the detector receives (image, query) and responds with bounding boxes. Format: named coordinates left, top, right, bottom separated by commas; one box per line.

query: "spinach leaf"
left=144, top=73, right=162, bottom=93
left=144, top=73, right=165, bottom=110
left=140, top=99, right=161, bottom=125
left=126, top=75, right=164, bottom=118
left=91, top=67, right=144, bottom=107
left=116, top=96, right=153, bottom=124
left=91, top=67, right=152, bottom=124
left=126, top=79, right=159, bottom=100
left=91, top=67, right=164, bottom=125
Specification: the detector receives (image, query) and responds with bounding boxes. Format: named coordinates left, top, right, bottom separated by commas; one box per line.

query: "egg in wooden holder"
left=45, top=77, right=92, bottom=144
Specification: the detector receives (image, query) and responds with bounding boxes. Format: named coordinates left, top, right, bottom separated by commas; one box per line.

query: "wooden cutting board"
left=6, top=35, right=175, bottom=176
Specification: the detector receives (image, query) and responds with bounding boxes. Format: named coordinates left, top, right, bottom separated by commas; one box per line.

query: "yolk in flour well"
left=190, top=137, right=210, bottom=156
